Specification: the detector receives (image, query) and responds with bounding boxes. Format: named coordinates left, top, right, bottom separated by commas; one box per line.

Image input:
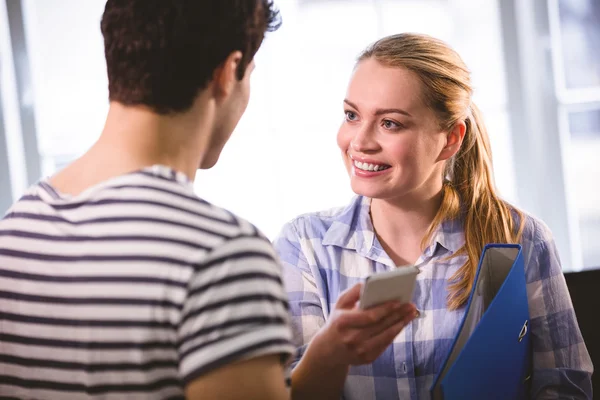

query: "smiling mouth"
left=353, top=160, right=391, bottom=172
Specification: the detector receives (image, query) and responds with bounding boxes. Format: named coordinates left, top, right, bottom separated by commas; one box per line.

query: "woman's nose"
left=350, top=127, right=379, bottom=153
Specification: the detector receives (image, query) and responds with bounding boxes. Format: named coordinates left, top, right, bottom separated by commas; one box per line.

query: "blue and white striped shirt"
left=0, top=165, right=294, bottom=399
left=274, top=195, right=593, bottom=400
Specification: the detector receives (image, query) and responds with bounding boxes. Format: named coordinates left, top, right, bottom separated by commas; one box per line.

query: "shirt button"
left=415, top=309, right=422, bottom=318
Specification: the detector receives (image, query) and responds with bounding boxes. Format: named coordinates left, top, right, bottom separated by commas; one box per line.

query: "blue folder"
left=430, top=244, right=532, bottom=400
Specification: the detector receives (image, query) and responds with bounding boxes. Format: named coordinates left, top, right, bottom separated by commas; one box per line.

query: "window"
left=549, top=0, right=600, bottom=269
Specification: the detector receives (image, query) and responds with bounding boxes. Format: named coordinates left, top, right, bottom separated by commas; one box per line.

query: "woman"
left=277, top=33, right=593, bottom=399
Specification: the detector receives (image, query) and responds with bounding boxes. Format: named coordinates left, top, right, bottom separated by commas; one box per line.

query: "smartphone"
left=359, top=266, right=419, bottom=309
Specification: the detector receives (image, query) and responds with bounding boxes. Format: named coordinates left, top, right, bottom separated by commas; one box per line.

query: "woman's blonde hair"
left=359, top=33, right=524, bottom=310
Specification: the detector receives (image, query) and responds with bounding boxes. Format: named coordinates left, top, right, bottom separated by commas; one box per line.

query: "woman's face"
left=337, top=58, right=461, bottom=202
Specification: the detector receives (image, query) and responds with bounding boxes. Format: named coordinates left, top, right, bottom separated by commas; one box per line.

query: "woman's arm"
left=274, top=222, right=348, bottom=399
left=274, top=222, right=416, bottom=400
left=524, top=224, right=593, bottom=399
left=291, top=284, right=415, bottom=400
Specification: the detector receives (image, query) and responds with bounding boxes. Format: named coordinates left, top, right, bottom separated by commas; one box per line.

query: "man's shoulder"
left=1, top=177, right=267, bottom=253
left=184, top=196, right=262, bottom=238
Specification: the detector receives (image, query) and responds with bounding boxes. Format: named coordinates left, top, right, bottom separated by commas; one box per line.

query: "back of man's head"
left=100, top=0, right=280, bottom=115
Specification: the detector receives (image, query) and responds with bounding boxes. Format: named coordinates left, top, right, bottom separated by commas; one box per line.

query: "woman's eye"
left=383, top=120, right=400, bottom=129
left=345, top=111, right=357, bottom=121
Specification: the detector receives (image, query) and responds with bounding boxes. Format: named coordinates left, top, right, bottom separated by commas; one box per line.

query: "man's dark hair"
left=100, top=0, right=281, bottom=114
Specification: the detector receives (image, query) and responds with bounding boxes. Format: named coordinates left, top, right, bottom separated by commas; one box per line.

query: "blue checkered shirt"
left=274, top=195, right=593, bottom=399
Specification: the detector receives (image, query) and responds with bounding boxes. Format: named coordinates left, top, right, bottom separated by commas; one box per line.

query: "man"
left=0, top=1, right=293, bottom=398
left=0, top=1, right=416, bottom=399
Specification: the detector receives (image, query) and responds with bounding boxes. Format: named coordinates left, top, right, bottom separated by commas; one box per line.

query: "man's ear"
left=212, top=50, right=243, bottom=100
left=438, top=120, right=466, bottom=161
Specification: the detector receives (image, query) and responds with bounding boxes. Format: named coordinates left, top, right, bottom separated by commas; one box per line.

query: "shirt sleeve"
left=523, top=222, right=593, bottom=399
left=177, top=233, right=295, bottom=385
left=273, top=221, right=326, bottom=368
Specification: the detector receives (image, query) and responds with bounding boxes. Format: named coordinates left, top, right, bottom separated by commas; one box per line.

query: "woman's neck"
left=370, top=188, right=443, bottom=266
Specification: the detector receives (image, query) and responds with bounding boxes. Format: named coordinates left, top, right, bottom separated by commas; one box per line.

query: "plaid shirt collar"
left=322, top=195, right=465, bottom=267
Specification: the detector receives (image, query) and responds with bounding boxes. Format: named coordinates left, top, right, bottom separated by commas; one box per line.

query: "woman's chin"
left=350, top=182, right=386, bottom=199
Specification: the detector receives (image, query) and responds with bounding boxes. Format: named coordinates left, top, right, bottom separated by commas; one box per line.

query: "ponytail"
left=424, top=103, right=524, bottom=310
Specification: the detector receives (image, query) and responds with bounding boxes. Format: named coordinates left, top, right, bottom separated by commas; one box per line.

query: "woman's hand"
left=291, top=283, right=417, bottom=400
left=312, top=283, right=417, bottom=366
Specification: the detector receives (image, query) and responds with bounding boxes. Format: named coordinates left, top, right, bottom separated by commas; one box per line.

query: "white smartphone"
left=359, top=266, right=419, bottom=309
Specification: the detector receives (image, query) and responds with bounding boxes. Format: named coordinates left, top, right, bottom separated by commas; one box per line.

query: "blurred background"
left=0, top=0, right=599, bottom=273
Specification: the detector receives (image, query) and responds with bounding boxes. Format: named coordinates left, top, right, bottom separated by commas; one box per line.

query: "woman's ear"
left=439, top=120, right=466, bottom=161
left=211, top=50, right=243, bottom=100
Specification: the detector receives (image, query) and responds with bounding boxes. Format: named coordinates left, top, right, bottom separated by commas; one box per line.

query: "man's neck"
left=50, top=100, right=214, bottom=196
left=369, top=184, right=443, bottom=266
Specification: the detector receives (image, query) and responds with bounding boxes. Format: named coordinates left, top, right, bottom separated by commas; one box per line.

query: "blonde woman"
left=277, top=33, right=593, bottom=399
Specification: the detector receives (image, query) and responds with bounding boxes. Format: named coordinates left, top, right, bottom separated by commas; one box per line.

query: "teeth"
left=354, top=160, right=389, bottom=172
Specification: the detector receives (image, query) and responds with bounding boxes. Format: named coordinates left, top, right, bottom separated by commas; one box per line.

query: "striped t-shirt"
left=0, top=165, right=295, bottom=399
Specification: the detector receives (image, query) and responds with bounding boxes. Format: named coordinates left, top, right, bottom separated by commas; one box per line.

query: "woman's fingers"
left=331, top=303, right=416, bottom=365
left=336, top=302, right=414, bottom=329
left=323, top=287, right=418, bottom=366
left=335, top=283, right=363, bottom=309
